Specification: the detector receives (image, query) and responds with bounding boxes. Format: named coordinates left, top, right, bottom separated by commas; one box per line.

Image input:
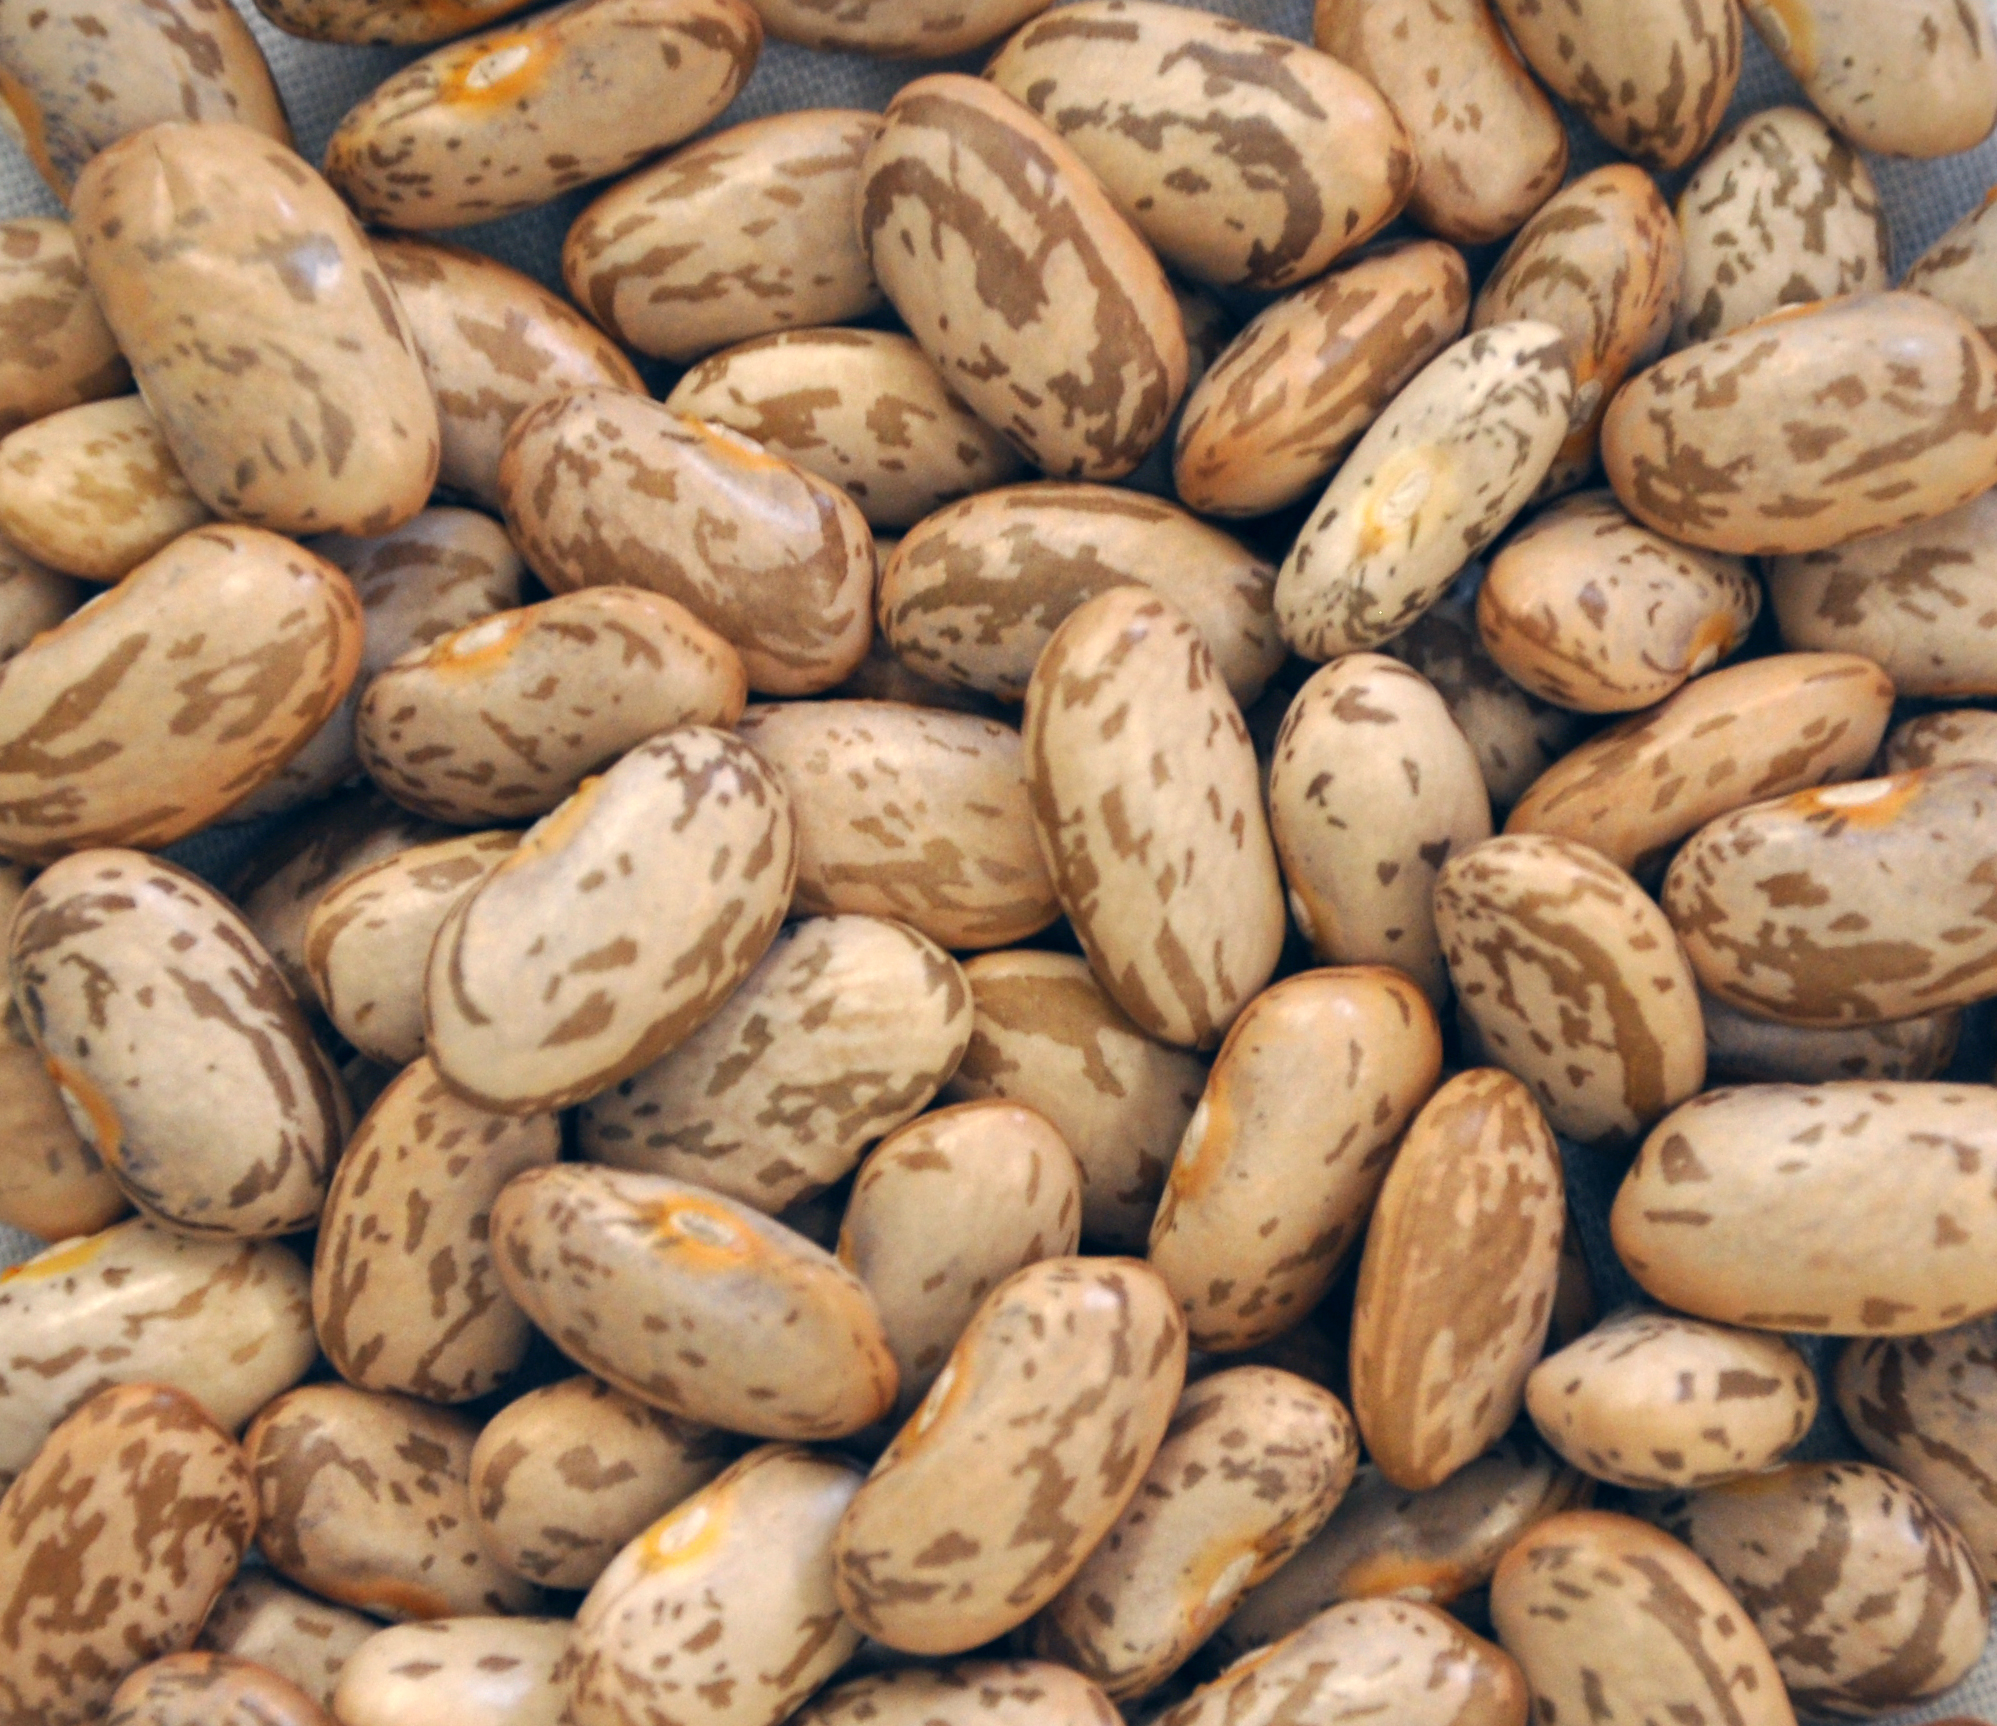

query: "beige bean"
left=0, top=526, right=362, bottom=862
left=500, top=388, right=875, bottom=696
left=1385, top=589, right=1582, bottom=809
left=249, top=0, right=536, bottom=44
left=1526, top=1309, right=1816, bottom=1491
left=1212, top=1434, right=1589, bottom=1661
left=737, top=701, right=1056, bottom=951
left=0, top=860, right=120, bottom=1242
left=1478, top=490, right=1759, bottom=713
left=578, top=914, right=972, bottom=1214
left=373, top=237, right=642, bottom=510
left=324, top=0, right=760, bottom=231
left=304, top=831, right=518, bottom=1068
left=1675, top=106, right=1887, bottom=348
left=563, top=110, right=881, bottom=364
left=1613, top=1081, right=1997, bottom=1334
left=0, top=395, right=209, bottom=582
left=1505, top=651, right=1895, bottom=874
left=880, top=482, right=1282, bottom=706
left=0, top=1218, right=313, bottom=1488
left=832, top=1256, right=1186, bottom=1654
left=1314, top=0, right=1564, bottom=246
left=232, top=787, right=450, bottom=1004
left=195, top=1575, right=376, bottom=1712
left=1651, top=1462, right=1990, bottom=1714
left=0, top=1384, right=256, bottom=1726
left=1150, top=968, right=1440, bottom=1352
left=795, top=1662, right=1117, bottom=1726
left=566, top=1445, right=862, bottom=1726
left=1490, top=1510, right=1794, bottom=1726
left=1703, top=992, right=1960, bottom=1084
left=73, top=125, right=438, bottom=538
left=1035, top=1366, right=1358, bottom=1698
left=1603, top=291, right=1997, bottom=556
left=1883, top=706, right=1997, bottom=773
left=0, top=0, right=287, bottom=202
left=1276, top=323, right=1573, bottom=661
left=1269, top=654, right=1491, bottom=999
left=11, top=850, right=343, bottom=1237
left=840, top=1100, right=1081, bottom=1418
left=1664, top=765, right=1997, bottom=1025
left=233, top=510, right=525, bottom=823
left=331, top=1618, right=568, bottom=1726
left=469, top=1375, right=733, bottom=1590
left=1837, top=1315, right=1997, bottom=1585
left=312, top=1058, right=556, bottom=1403
left=666, top=329, right=1023, bottom=530
left=359, top=588, right=746, bottom=826
left=493, top=1162, right=896, bottom=1436
left=741, top=0, right=1043, bottom=56
left=1162, top=1597, right=1527, bottom=1726
left=244, top=1383, right=538, bottom=1622
left=1743, top=0, right=1997, bottom=158
left=1903, top=190, right=1997, bottom=350
left=0, top=218, right=127, bottom=436
left=858, top=75, right=1187, bottom=482
left=425, top=726, right=795, bottom=1113
left=1492, top=0, right=1739, bottom=169
left=1174, top=242, right=1470, bottom=519
left=1436, top=834, right=1706, bottom=1145
left=944, top=949, right=1205, bottom=1252
left=106, top=1652, right=329, bottom=1726
left=1769, top=488, right=1997, bottom=695
left=1025, top=589, right=1283, bottom=1049
left=1473, top=167, right=1682, bottom=497
left=0, top=540, right=80, bottom=666
left=989, top=2, right=1411, bottom=290
left=1350, top=1069, right=1563, bottom=1489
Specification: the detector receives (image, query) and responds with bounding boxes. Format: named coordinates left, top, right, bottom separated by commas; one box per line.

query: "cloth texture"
left=1, top=3, right=1995, bottom=1716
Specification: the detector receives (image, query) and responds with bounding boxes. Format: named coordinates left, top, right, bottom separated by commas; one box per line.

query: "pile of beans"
left=0, top=0, right=1994, bottom=1720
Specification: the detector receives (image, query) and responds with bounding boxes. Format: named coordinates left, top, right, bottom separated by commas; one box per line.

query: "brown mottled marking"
left=794, top=1660, right=1118, bottom=1726
left=106, top=1650, right=331, bottom=1726
left=0, top=218, right=128, bottom=436
left=1702, top=991, right=1959, bottom=1085
left=249, top=0, right=538, bottom=45
left=330, top=1617, right=570, bottom=1724
left=195, top=1575, right=374, bottom=1711
left=324, top=0, right=762, bottom=232
left=1905, top=193, right=1997, bottom=350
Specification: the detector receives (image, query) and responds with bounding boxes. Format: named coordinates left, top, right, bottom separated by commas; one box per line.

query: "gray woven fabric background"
left=2, top=3, right=1996, bottom=1717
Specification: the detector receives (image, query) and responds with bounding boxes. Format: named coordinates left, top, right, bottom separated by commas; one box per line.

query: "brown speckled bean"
left=1703, top=992, right=1961, bottom=1084
left=944, top=949, right=1206, bottom=1252
left=249, top=0, right=536, bottom=44
left=1613, top=1081, right=1997, bottom=1334
left=858, top=75, right=1187, bottom=482
left=0, top=1218, right=314, bottom=1489
left=742, top=0, right=1043, bottom=57
left=243, top=1382, right=539, bottom=1622
left=1350, top=1068, right=1564, bottom=1489
left=1149, top=967, right=1440, bottom=1352
left=832, top=1256, right=1185, bottom=1654
left=794, top=1661, right=1117, bottom=1726
left=469, top=1374, right=733, bottom=1590
left=331, top=1617, right=569, bottom=1726
left=0, top=1384, right=256, bottom=1726
left=72, top=125, right=438, bottom=538
left=106, top=1651, right=330, bottom=1726
left=578, top=913, right=972, bottom=1214
left=1904, top=190, right=1997, bottom=350
left=493, top=1162, right=897, bottom=1436
left=11, top=850, right=344, bottom=1237
left=0, top=218, right=127, bottom=436
left=1650, top=1462, right=1990, bottom=1714
left=195, top=1575, right=375, bottom=1712
left=0, top=540, right=80, bottom=666
left=324, top=0, right=760, bottom=231
left=1886, top=707, right=1997, bottom=774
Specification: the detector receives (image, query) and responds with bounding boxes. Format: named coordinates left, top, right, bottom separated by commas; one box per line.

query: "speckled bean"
left=72, top=125, right=438, bottom=537
left=1505, top=651, right=1895, bottom=874
left=324, top=0, right=761, bottom=231
left=105, top=1651, right=330, bottom=1726
left=249, top=0, right=536, bottom=44
left=1703, top=993, right=1961, bottom=1084
left=857, top=75, right=1187, bottom=482
left=0, top=1383, right=256, bottom=1726
left=11, top=850, right=344, bottom=1237
left=0, top=1218, right=313, bottom=1488
left=1904, top=191, right=1997, bottom=350
left=331, top=1617, right=569, bottom=1726
left=195, top=1575, right=376, bottom=1712
left=1149, top=967, right=1440, bottom=1352
left=579, top=913, right=972, bottom=1213
left=1885, top=707, right=1997, bottom=774
left=1275, top=323, right=1573, bottom=661
left=832, top=1256, right=1185, bottom=1654
left=794, top=1662, right=1117, bottom=1726
left=0, top=540, right=79, bottom=666
left=0, top=218, right=126, bottom=436
left=244, top=1382, right=539, bottom=1621
left=1350, top=1068, right=1564, bottom=1489
left=1613, top=1081, right=1997, bottom=1334
left=493, top=1162, right=896, bottom=1436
